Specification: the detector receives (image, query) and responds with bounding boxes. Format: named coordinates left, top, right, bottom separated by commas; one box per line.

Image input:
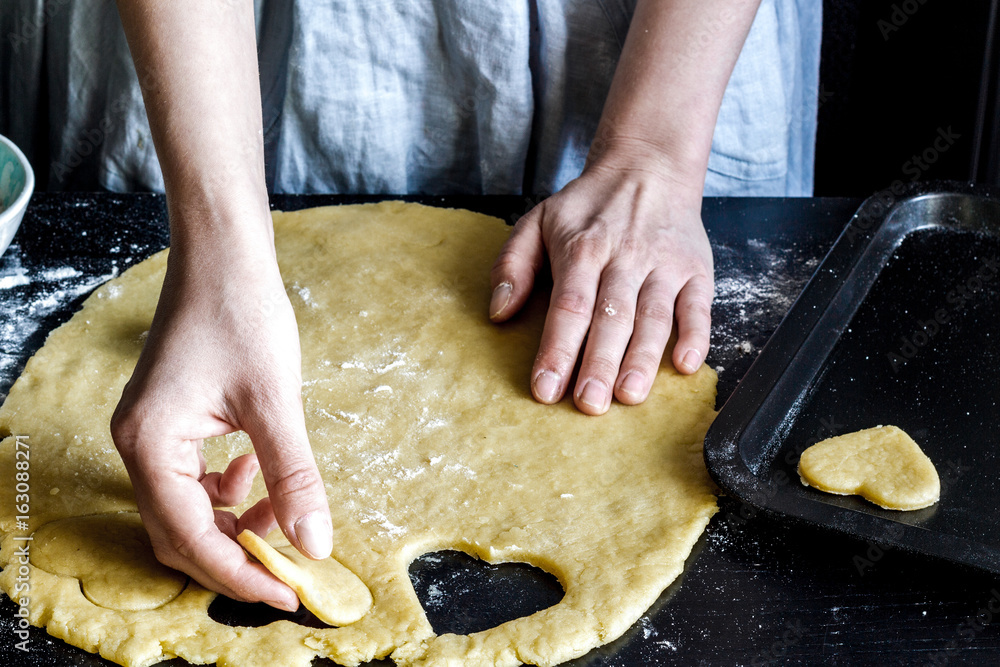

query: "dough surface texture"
left=0, top=202, right=718, bottom=666
left=797, top=425, right=940, bottom=510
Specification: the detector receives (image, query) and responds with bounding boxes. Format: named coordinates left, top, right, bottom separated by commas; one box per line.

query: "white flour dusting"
left=0, top=273, right=28, bottom=289
left=0, top=245, right=119, bottom=400
left=423, top=583, right=445, bottom=610
left=0, top=249, right=29, bottom=289
left=709, top=238, right=819, bottom=379
left=292, top=283, right=316, bottom=307
left=443, top=463, right=477, bottom=479
left=355, top=507, right=406, bottom=538
left=340, top=349, right=408, bottom=374
left=40, top=266, right=82, bottom=281
left=97, top=283, right=122, bottom=299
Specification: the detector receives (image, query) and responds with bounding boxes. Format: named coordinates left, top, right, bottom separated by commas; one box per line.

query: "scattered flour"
left=355, top=507, right=406, bottom=538
left=340, top=350, right=408, bottom=374
left=0, top=245, right=119, bottom=401
left=0, top=272, right=29, bottom=289
left=293, top=283, right=316, bottom=307
left=443, top=463, right=477, bottom=479
left=423, top=583, right=445, bottom=610
left=709, top=238, right=819, bottom=382
left=98, top=283, right=122, bottom=299
left=40, top=266, right=82, bottom=281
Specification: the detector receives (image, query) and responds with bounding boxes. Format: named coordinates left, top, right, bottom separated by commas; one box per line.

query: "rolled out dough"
left=0, top=202, right=719, bottom=666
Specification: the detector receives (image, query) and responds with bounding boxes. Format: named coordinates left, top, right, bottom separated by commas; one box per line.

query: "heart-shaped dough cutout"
left=237, top=529, right=372, bottom=626
left=31, top=513, right=187, bottom=610
left=797, top=425, right=940, bottom=510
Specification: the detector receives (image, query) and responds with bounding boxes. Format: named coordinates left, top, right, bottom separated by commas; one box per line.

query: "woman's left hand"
left=489, top=151, right=713, bottom=415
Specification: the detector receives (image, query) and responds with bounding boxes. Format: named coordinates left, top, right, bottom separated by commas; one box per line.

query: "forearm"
left=591, top=0, right=762, bottom=193
left=112, top=4, right=331, bottom=600
left=116, top=0, right=271, bottom=251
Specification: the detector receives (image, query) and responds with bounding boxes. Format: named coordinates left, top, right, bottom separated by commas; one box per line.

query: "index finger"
left=531, top=258, right=602, bottom=405
left=237, top=390, right=333, bottom=562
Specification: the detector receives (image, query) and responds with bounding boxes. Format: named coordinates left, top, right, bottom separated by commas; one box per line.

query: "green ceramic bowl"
left=0, top=133, right=34, bottom=258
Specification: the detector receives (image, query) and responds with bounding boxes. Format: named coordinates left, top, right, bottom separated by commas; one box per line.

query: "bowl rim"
left=0, top=133, right=35, bottom=226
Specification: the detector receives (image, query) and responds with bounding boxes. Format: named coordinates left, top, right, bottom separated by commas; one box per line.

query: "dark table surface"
left=2, top=193, right=999, bottom=666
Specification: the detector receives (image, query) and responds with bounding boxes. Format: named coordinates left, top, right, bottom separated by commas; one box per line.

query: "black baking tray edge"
left=704, top=181, right=1000, bottom=574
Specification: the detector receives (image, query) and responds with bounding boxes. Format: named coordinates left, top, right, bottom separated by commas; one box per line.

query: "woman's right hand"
left=111, top=226, right=332, bottom=610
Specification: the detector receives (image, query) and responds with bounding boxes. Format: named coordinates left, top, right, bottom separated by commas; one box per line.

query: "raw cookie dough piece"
left=237, top=529, right=372, bottom=626
left=0, top=202, right=719, bottom=667
left=798, top=425, right=940, bottom=510
left=31, top=513, right=187, bottom=611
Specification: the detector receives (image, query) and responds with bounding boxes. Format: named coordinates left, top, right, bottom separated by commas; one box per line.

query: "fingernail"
left=578, top=379, right=609, bottom=412
left=618, top=371, right=645, bottom=400
left=294, top=511, right=332, bottom=559
left=681, top=350, right=701, bottom=373
left=533, top=370, right=560, bottom=403
left=245, top=460, right=260, bottom=487
left=267, top=595, right=299, bottom=613
left=490, top=282, right=513, bottom=319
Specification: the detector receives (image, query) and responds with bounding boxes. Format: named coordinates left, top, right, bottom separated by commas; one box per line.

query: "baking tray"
left=705, top=182, right=1000, bottom=573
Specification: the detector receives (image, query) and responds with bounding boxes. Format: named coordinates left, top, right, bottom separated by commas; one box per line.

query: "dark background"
left=816, top=0, right=998, bottom=194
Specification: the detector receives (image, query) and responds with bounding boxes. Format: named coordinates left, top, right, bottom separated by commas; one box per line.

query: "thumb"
left=243, top=395, right=332, bottom=560
left=489, top=203, right=546, bottom=322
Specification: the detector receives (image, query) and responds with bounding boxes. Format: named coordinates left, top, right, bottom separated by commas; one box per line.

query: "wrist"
left=164, top=208, right=283, bottom=300
left=584, top=132, right=706, bottom=206
left=167, top=193, right=275, bottom=256
left=583, top=136, right=707, bottom=210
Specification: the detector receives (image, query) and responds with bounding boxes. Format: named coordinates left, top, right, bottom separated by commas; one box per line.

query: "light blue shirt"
left=0, top=0, right=821, bottom=197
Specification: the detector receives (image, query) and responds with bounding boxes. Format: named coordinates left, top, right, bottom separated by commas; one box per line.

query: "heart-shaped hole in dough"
left=797, top=425, right=940, bottom=510
left=31, top=513, right=187, bottom=611
left=408, top=550, right=564, bottom=635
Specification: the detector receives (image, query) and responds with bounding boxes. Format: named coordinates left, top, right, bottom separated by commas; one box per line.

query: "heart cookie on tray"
left=797, top=425, right=940, bottom=511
